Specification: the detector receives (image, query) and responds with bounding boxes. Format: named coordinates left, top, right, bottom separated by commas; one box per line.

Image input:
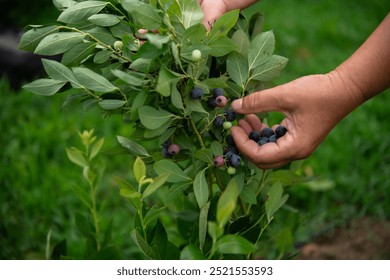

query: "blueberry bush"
left=20, top=0, right=312, bottom=259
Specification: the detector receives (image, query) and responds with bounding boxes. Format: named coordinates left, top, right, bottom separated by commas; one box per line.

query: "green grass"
left=0, top=80, right=137, bottom=259
left=1, top=0, right=390, bottom=259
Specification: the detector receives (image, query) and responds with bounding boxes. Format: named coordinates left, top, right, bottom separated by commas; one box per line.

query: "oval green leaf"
left=35, top=32, right=85, bottom=55
left=58, top=1, right=107, bottom=23
left=216, top=235, right=256, bottom=255
left=138, top=106, right=175, bottom=130
left=153, top=160, right=191, bottom=183
left=22, top=79, right=66, bottom=96
left=72, top=67, right=118, bottom=93
left=98, top=99, right=127, bottom=110
left=193, top=168, right=209, bottom=209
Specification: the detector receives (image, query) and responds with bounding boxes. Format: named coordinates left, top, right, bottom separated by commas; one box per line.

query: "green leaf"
left=153, top=160, right=191, bottom=183
left=19, top=25, right=60, bottom=51
left=66, top=147, right=88, bottom=167
left=133, top=157, right=146, bottom=185
left=266, top=169, right=308, bottom=186
left=72, top=67, right=118, bottom=93
left=117, top=135, right=150, bottom=157
left=180, top=244, right=206, bottom=260
left=165, top=0, right=203, bottom=29
left=138, top=106, right=175, bottom=130
left=143, top=119, right=174, bottom=139
left=87, top=26, right=117, bottom=45
left=199, top=202, right=210, bottom=251
left=111, top=69, right=145, bottom=87
left=121, top=0, right=162, bottom=30
left=250, top=55, right=288, bottom=82
left=210, top=141, right=224, bottom=156
left=216, top=178, right=239, bottom=228
left=193, top=168, right=209, bottom=209
left=232, top=29, right=250, bottom=57
left=58, top=1, right=107, bottom=23
left=93, top=49, right=112, bottom=64
left=208, top=221, right=223, bottom=241
left=248, top=30, right=275, bottom=70
left=144, top=33, right=171, bottom=49
left=265, top=182, right=289, bottom=222
left=114, top=177, right=142, bottom=210
left=155, top=67, right=182, bottom=97
left=41, top=59, right=80, bottom=85
left=98, top=99, right=127, bottom=110
left=166, top=182, right=191, bottom=205
left=194, top=149, right=213, bottom=164
left=142, top=173, right=170, bottom=199
left=88, top=14, right=122, bottom=27
left=170, top=84, right=184, bottom=110
left=53, top=0, right=77, bottom=11
left=131, top=229, right=157, bottom=259
left=90, top=137, right=104, bottom=160
left=227, top=52, right=248, bottom=87
left=61, top=42, right=97, bottom=66
left=70, top=183, right=91, bottom=209
left=184, top=96, right=209, bottom=116
left=240, top=186, right=257, bottom=204
left=208, top=9, right=240, bottom=42
left=208, top=37, right=237, bottom=57
left=181, top=23, right=207, bottom=48
left=200, top=77, right=229, bottom=90
left=216, top=235, right=256, bottom=255
left=22, top=79, right=66, bottom=96
left=35, top=32, right=85, bottom=55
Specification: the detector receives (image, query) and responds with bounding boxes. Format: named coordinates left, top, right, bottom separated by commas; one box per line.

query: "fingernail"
left=231, top=99, right=242, bottom=111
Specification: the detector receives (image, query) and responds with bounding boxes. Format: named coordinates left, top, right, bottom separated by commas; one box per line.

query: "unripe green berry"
left=191, top=49, right=202, bottom=62
left=227, top=166, right=236, bottom=175
left=223, top=121, right=232, bottom=130
left=114, top=40, right=124, bottom=51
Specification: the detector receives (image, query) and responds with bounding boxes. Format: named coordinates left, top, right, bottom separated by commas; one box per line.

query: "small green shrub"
left=21, top=0, right=312, bottom=259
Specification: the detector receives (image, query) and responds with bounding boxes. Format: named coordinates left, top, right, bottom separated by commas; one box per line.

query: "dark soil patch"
left=299, top=217, right=390, bottom=259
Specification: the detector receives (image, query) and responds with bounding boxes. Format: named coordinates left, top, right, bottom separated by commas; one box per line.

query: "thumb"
left=231, top=86, right=286, bottom=115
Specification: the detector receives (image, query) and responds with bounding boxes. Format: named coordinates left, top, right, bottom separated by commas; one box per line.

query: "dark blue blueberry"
left=207, top=97, right=217, bottom=109
left=162, top=147, right=173, bottom=158
left=213, top=116, right=224, bottom=127
left=275, top=125, right=288, bottom=138
left=213, top=88, right=224, bottom=97
left=249, top=131, right=261, bottom=142
left=224, top=108, right=237, bottom=121
left=226, top=146, right=239, bottom=155
left=229, top=154, right=241, bottom=168
left=190, top=87, right=203, bottom=99
left=258, top=137, right=269, bottom=146
left=225, top=134, right=236, bottom=147
left=225, top=150, right=235, bottom=159
left=269, top=134, right=277, bottom=143
left=162, top=140, right=171, bottom=148
left=260, top=127, right=274, bottom=138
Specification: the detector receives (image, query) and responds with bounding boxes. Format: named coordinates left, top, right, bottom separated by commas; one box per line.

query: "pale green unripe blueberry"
left=227, top=166, right=236, bottom=175
left=223, top=121, right=232, bottom=130
left=191, top=49, right=202, bottom=62
left=114, top=40, right=124, bottom=51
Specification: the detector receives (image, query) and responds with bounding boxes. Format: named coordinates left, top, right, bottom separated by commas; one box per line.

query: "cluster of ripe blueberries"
left=161, top=87, right=288, bottom=173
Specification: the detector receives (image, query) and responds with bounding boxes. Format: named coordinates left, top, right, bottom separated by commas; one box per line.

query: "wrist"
left=327, top=68, right=366, bottom=112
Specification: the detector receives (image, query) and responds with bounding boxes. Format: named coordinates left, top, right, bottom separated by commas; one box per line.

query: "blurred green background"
left=1, top=0, right=389, bottom=259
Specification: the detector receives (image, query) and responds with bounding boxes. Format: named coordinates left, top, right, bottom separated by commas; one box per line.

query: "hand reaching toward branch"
left=230, top=13, right=390, bottom=169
